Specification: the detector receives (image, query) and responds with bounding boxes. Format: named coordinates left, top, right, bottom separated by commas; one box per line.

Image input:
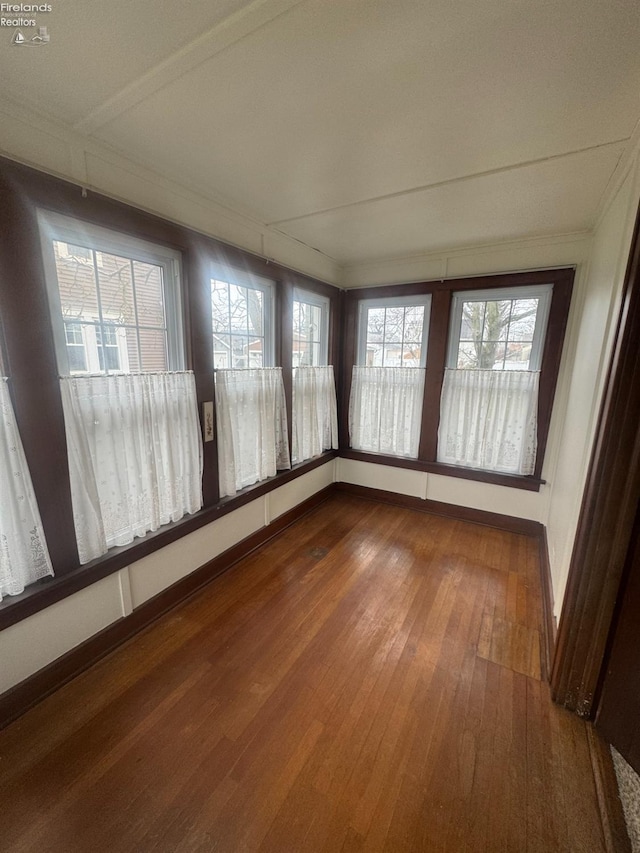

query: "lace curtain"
left=437, top=369, right=539, bottom=474
left=349, top=366, right=425, bottom=459
left=215, top=368, right=291, bottom=498
left=292, top=366, right=338, bottom=465
left=0, top=378, right=54, bottom=599
left=60, top=372, right=203, bottom=564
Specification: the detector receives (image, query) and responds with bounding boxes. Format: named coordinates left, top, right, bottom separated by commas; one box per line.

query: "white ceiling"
left=1, top=0, right=639, bottom=265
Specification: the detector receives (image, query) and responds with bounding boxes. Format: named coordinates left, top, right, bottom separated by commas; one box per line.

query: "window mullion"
left=129, top=258, right=143, bottom=373
left=93, top=249, right=107, bottom=374
left=419, top=289, right=451, bottom=461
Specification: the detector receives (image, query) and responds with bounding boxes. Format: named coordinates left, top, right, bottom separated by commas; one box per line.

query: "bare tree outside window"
left=457, top=298, right=539, bottom=370
left=293, top=299, right=323, bottom=366
left=212, top=279, right=266, bottom=368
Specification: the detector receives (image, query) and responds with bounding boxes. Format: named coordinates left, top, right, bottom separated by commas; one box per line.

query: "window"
left=39, top=213, right=184, bottom=375
left=438, top=285, right=553, bottom=475
left=215, top=368, right=291, bottom=497
left=96, top=323, right=122, bottom=372
left=350, top=295, right=431, bottom=458
left=358, top=296, right=430, bottom=368
left=38, top=213, right=201, bottom=565
left=341, top=269, right=572, bottom=487
left=290, top=290, right=336, bottom=465
left=211, top=268, right=274, bottom=369
left=447, top=285, right=552, bottom=371
left=292, top=289, right=329, bottom=366
left=64, top=322, right=88, bottom=372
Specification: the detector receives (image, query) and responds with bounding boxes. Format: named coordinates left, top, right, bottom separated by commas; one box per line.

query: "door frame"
left=551, top=200, right=640, bottom=717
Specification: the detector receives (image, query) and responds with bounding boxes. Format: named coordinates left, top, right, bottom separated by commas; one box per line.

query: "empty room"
left=1, top=1, right=640, bottom=850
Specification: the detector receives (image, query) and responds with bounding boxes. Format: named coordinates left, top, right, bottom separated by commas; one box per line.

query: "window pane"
left=404, top=306, right=425, bottom=340
left=309, top=304, right=322, bottom=342
left=383, top=307, right=405, bottom=343
left=212, top=281, right=231, bottom=333
left=50, top=229, right=176, bottom=376
left=229, top=284, right=249, bottom=333
left=214, top=332, right=231, bottom=369
left=247, top=288, right=263, bottom=338
left=95, top=324, right=126, bottom=372
left=402, top=343, right=422, bottom=367
left=382, top=343, right=403, bottom=367
left=246, top=336, right=263, bottom=367
left=53, top=240, right=99, bottom=320
left=366, top=307, right=385, bottom=343
left=460, top=299, right=535, bottom=369
left=124, top=328, right=141, bottom=372
left=229, top=333, right=262, bottom=369
left=362, top=301, right=427, bottom=368
left=211, top=275, right=270, bottom=368
left=508, top=299, right=538, bottom=342
left=132, top=261, right=166, bottom=328
left=292, top=297, right=327, bottom=367
left=460, top=302, right=485, bottom=341
left=504, top=343, right=531, bottom=370
left=97, top=253, right=136, bottom=324
left=65, top=322, right=88, bottom=373
left=457, top=341, right=479, bottom=369
left=483, top=301, right=511, bottom=342
left=139, top=328, right=168, bottom=371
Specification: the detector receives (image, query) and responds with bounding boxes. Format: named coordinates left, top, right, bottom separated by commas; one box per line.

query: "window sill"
left=339, top=450, right=545, bottom=491
left=0, top=451, right=337, bottom=631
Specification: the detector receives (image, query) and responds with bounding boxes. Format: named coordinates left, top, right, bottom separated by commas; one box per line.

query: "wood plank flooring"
left=0, top=495, right=606, bottom=851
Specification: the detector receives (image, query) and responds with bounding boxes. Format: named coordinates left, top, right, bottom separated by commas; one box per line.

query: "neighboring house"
left=53, top=241, right=168, bottom=373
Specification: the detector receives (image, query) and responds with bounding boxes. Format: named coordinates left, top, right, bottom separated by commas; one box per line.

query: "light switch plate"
left=203, top=401, right=214, bottom=442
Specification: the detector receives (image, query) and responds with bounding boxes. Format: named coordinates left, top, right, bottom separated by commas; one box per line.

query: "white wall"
left=0, top=461, right=335, bottom=695
left=336, top=459, right=544, bottom=521
left=546, top=156, right=640, bottom=618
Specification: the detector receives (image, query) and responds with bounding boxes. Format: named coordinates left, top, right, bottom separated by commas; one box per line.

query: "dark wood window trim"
left=338, top=450, right=545, bottom=491
left=0, top=155, right=341, bottom=629
left=340, top=268, right=574, bottom=492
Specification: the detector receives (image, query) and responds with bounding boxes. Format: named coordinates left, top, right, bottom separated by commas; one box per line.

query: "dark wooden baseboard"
left=0, top=486, right=334, bottom=731
left=334, top=481, right=544, bottom=537
left=587, top=725, right=632, bottom=853
left=538, top=528, right=557, bottom=682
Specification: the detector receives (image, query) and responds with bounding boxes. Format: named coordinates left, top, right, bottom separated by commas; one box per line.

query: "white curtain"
left=292, top=366, right=338, bottom=464
left=437, top=369, right=539, bottom=474
left=60, top=372, right=203, bottom=564
left=0, top=378, right=54, bottom=599
left=215, top=368, right=291, bottom=498
left=349, top=366, right=425, bottom=459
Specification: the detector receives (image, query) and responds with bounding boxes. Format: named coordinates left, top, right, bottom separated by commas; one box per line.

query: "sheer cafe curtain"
left=349, top=366, right=425, bottom=459
left=0, top=378, right=54, bottom=599
left=292, top=366, right=338, bottom=465
left=215, top=368, right=291, bottom=498
left=437, top=369, right=539, bottom=475
left=60, top=372, right=203, bottom=564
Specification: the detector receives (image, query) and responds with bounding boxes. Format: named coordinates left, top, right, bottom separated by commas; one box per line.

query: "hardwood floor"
left=0, top=495, right=606, bottom=851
